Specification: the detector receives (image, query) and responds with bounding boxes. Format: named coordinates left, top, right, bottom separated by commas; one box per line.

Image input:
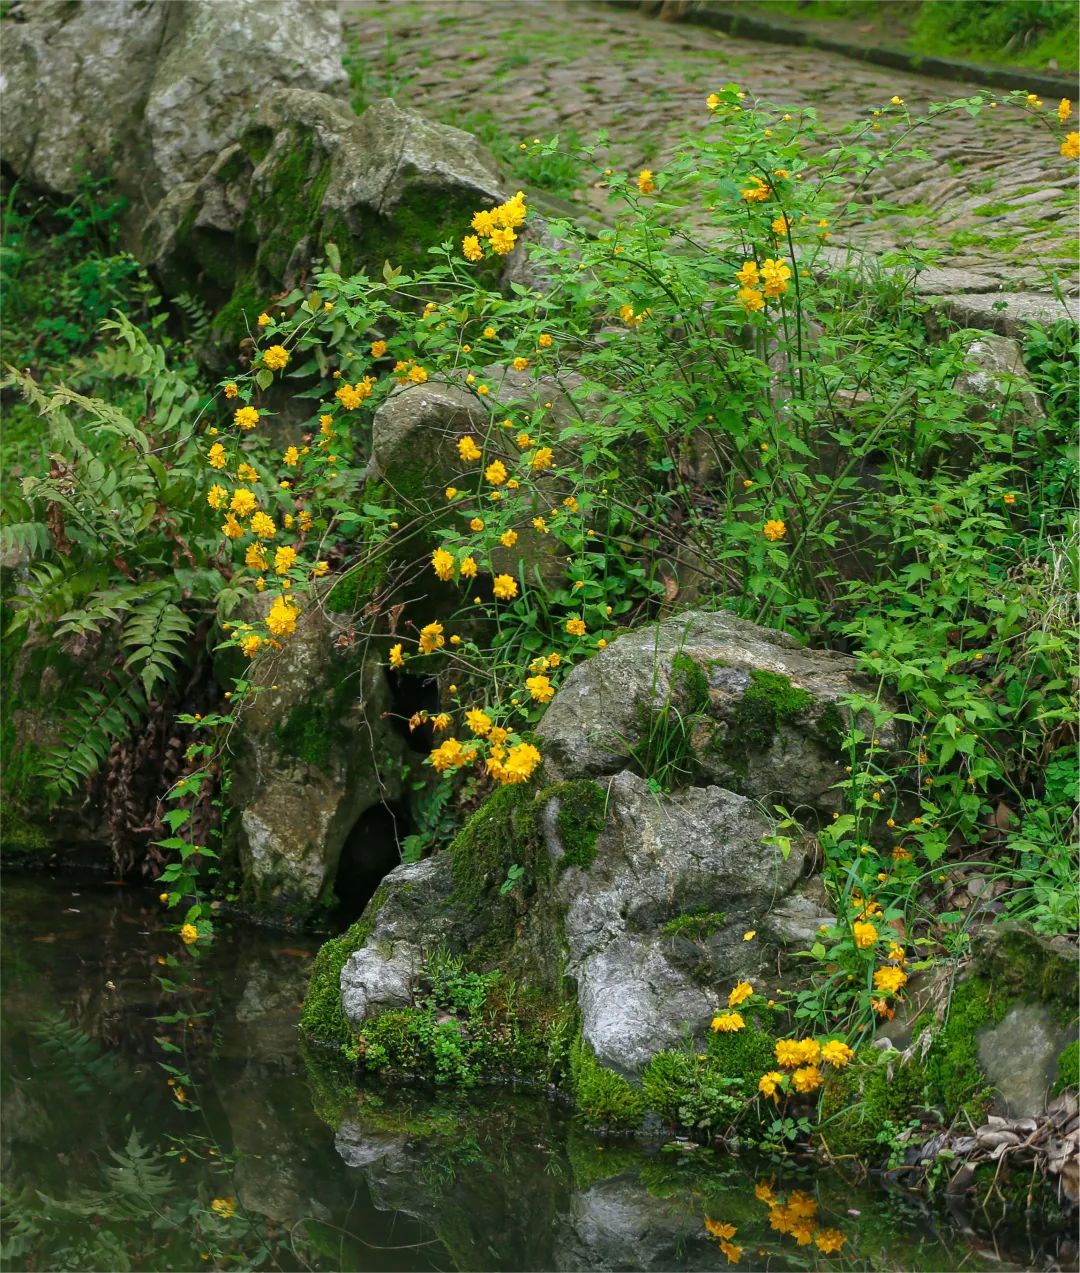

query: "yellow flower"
left=208, top=442, right=228, bottom=470
left=740, top=175, right=771, bottom=203
left=483, top=326, right=497, bottom=339
left=706, top=93, right=721, bottom=111
left=637, top=169, right=656, bottom=194
left=526, top=674, right=555, bottom=703
left=262, top=344, right=289, bottom=371
left=512, top=357, right=528, bottom=371
left=596, top=638, right=607, bottom=650
left=791, top=1065, right=823, bottom=1093
left=460, top=556, right=478, bottom=578
left=821, top=1039, right=854, bottom=1067
left=230, top=487, right=256, bottom=517
left=180, top=923, right=199, bottom=945
left=430, top=737, right=470, bottom=773
left=457, top=435, right=482, bottom=462
left=763, top=519, right=786, bottom=541
left=210, top=1197, right=237, bottom=1219
left=890, top=95, right=904, bottom=105
left=312, top=560, right=329, bottom=578
left=704, top=1219, right=737, bottom=1240
left=728, top=980, right=753, bottom=1008
left=737, top=287, right=765, bottom=313
left=760, top=257, right=791, bottom=298
left=430, top=712, right=452, bottom=731
left=432, top=547, right=456, bottom=581
left=463, top=234, right=484, bottom=261
left=489, top=226, right=517, bottom=255
left=743, top=929, right=756, bottom=941
left=537, top=332, right=553, bottom=348
left=223, top=382, right=238, bottom=399
left=207, top=484, right=228, bottom=510
left=500, top=529, right=518, bottom=548
left=257, top=312, right=271, bottom=328
left=319, top=413, right=334, bottom=435
left=237, top=462, right=259, bottom=484
left=240, top=633, right=262, bottom=658
left=771, top=215, right=792, bottom=237
left=815, top=1228, right=846, bottom=1254
left=370, top=339, right=388, bottom=358
left=532, top=516, right=548, bottom=534
left=283, top=446, right=300, bottom=468
left=485, top=459, right=508, bottom=485
left=274, top=545, right=296, bottom=575
left=873, top=965, right=908, bottom=994
left=719, top=1241, right=742, bottom=1265
left=244, top=542, right=267, bottom=571
left=466, top=708, right=492, bottom=736
left=758, top=1071, right=784, bottom=1101
left=755, top=1181, right=776, bottom=1204
left=234, top=406, right=260, bottom=430
left=250, top=511, right=276, bottom=540
left=853, top=920, right=878, bottom=949
left=492, top=574, right=518, bottom=600
left=221, top=514, right=244, bottom=540
left=418, top=622, right=445, bottom=654
left=565, top=617, right=586, bottom=636
left=389, top=643, right=405, bottom=669
left=1058, top=98, right=1073, bottom=124
left=469, top=517, right=485, bottom=533
left=408, top=365, right=428, bottom=384
left=530, top=446, right=554, bottom=472
left=735, top=261, right=759, bottom=288
left=266, top=595, right=299, bottom=637
left=495, top=741, right=541, bottom=784
left=1061, top=132, right=1080, bottom=159
left=797, top=1038, right=821, bottom=1065
left=711, top=1011, right=745, bottom=1033
left=775, top=1039, right=803, bottom=1069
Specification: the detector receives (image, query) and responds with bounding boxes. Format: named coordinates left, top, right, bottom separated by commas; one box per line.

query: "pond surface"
left=0, top=873, right=1069, bottom=1271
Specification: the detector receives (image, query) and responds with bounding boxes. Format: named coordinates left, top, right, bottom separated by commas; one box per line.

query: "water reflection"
left=1, top=873, right=1071, bottom=1272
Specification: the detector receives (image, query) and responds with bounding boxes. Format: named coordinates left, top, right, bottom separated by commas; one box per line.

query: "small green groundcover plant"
left=5, top=83, right=1078, bottom=1131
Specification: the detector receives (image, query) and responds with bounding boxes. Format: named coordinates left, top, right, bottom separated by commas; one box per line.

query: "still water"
left=0, top=873, right=1070, bottom=1271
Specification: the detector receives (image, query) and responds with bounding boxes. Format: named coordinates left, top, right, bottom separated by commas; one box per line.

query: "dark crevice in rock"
left=331, top=800, right=411, bottom=925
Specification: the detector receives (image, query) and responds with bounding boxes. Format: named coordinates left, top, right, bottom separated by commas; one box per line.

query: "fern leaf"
left=121, top=595, right=193, bottom=697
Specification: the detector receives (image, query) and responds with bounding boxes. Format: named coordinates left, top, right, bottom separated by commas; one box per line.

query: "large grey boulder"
left=227, top=590, right=407, bottom=915
left=0, top=0, right=346, bottom=206
left=537, top=608, right=897, bottom=814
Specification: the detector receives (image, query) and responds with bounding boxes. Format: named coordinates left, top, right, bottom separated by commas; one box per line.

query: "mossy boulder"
left=3, top=0, right=346, bottom=211
left=536, top=608, right=900, bottom=816
left=224, top=587, right=407, bottom=918
left=150, top=90, right=508, bottom=364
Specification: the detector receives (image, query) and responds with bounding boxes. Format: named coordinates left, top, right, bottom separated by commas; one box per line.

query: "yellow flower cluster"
left=734, top=258, right=791, bottom=313
left=703, top=1218, right=741, bottom=1264
left=756, top=1185, right=845, bottom=1253
left=463, top=191, right=528, bottom=261
left=335, top=377, right=375, bottom=409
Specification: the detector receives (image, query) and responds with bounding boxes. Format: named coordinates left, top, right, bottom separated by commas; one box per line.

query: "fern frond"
left=39, top=679, right=148, bottom=798
left=3, top=558, right=109, bottom=634
left=121, top=594, right=193, bottom=697
left=30, top=1009, right=128, bottom=1095
left=0, top=518, right=52, bottom=561
left=54, top=579, right=174, bottom=641
left=99, top=312, right=208, bottom=437
left=173, top=291, right=213, bottom=344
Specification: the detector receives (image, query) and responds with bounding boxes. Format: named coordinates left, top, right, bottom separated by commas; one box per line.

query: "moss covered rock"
left=536, top=609, right=900, bottom=816
left=225, top=586, right=407, bottom=918
left=151, top=90, right=508, bottom=363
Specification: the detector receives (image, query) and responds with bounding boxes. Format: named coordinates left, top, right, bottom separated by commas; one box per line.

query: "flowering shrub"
left=8, top=81, right=1076, bottom=1057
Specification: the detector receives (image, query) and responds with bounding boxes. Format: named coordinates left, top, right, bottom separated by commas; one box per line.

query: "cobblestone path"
left=343, top=0, right=1078, bottom=329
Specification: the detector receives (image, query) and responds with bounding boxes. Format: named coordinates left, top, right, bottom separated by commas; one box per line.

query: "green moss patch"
left=299, top=885, right=389, bottom=1049
left=569, top=1032, right=646, bottom=1131
left=539, top=779, right=607, bottom=872
left=730, top=669, right=814, bottom=752
left=818, top=1048, right=931, bottom=1160
left=661, top=909, right=727, bottom=941
left=1054, top=1040, right=1079, bottom=1094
